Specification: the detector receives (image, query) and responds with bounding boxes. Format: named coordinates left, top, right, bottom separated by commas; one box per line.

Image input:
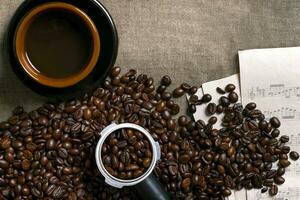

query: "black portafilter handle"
left=132, top=173, right=170, bottom=200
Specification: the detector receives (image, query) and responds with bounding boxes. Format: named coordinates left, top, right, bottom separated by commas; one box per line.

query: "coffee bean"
left=225, top=84, right=236, bottom=92
left=31, top=187, right=43, bottom=198
left=219, top=96, right=230, bottom=107
left=68, top=192, right=77, bottom=200
left=208, top=117, right=217, bottom=125
left=269, top=185, right=278, bottom=196
left=189, top=86, right=198, bottom=95
left=216, top=105, right=224, bottom=113
left=222, top=188, right=231, bottom=197
left=143, top=158, right=151, bottom=168
left=279, top=135, right=289, bottom=143
left=40, top=156, right=48, bottom=166
left=0, top=137, right=11, bottom=149
left=52, top=186, right=65, bottom=198
left=216, top=87, right=226, bottom=94
left=189, top=95, right=199, bottom=103
left=0, top=160, right=9, bottom=169
left=206, top=103, right=217, bottom=115
left=170, top=104, right=180, bottom=115
left=46, top=139, right=56, bottom=150
left=289, top=151, right=299, bottom=160
left=270, top=117, right=281, bottom=128
left=201, top=94, right=212, bottom=103
left=181, top=178, right=191, bottom=189
left=228, top=92, right=238, bottom=103
left=21, top=159, right=30, bottom=171
left=261, top=187, right=268, bottom=193
left=173, top=88, right=185, bottom=98
left=189, top=104, right=197, bottom=114
left=274, top=176, right=285, bottom=185
left=62, top=167, right=73, bottom=175
left=279, top=159, right=290, bottom=168
left=179, top=155, right=190, bottom=163
left=161, top=75, right=172, bottom=86
left=181, top=83, right=191, bottom=91
left=110, top=66, right=121, bottom=77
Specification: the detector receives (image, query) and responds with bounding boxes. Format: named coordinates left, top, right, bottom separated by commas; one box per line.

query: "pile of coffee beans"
left=101, top=129, right=152, bottom=180
left=0, top=66, right=298, bottom=200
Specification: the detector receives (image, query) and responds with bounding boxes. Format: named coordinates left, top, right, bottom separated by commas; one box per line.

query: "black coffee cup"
left=7, top=0, right=118, bottom=98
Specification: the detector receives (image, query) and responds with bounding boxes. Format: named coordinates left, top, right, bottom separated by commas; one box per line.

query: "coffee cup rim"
left=15, top=2, right=101, bottom=88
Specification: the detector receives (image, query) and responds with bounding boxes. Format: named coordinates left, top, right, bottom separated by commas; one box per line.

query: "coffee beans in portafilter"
left=101, top=129, right=152, bottom=180
left=0, top=67, right=297, bottom=200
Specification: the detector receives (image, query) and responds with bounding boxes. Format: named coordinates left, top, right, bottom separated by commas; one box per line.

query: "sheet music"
left=239, top=47, right=300, bottom=200
left=247, top=177, right=300, bottom=200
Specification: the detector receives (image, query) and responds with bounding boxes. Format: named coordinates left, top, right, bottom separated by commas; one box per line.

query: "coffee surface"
left=25, top=10, right=93, bottom=78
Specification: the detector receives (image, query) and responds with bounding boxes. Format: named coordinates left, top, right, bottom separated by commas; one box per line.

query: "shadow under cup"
left=8, top=0, right=118, bottom=98
left=16, top=2, right=101, bottom=88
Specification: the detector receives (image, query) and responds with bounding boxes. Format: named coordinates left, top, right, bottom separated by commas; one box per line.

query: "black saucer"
left=7, top=0, right=118, bottom=99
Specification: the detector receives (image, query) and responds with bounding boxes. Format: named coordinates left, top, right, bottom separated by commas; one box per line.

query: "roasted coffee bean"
left=181, top=83, right=191, bottom=91
left=261, top=187, right=268, bottom=193
left=225, top=84, right=236, bottom=92
left=280, top=135, right=289, bottom=143
left=271, top=129, right=280, bottom=138
left=216, top=87, right=226, bottom=94
left=270, top=117, right=281, bottom=128
left=274, top=176, right=285, bottom=185
left=160, top=75, right=171, bottom=86
left=189, top=104, right=197, bottom=114
left=0, top=160, right=9, bottom=169
left=228, top=92, right=238, bottom=103
left=279, top=159, right=291, bottom=168
left=216, top=105, right=224, bottom=113
left=269, top=185, right=278, bottom=196
left=206, top=103, right=217, bottom=115
left=189, top=95, right=199, bottom=103
left=201, top=94, right=212, bottom=103
left=208, top=117, right=217, bottom=125
left=173, top=88, right=185, bottom=98
left=219, top=96, right=230, bottom=107
left=289, top=151, right=299, bottom=160
left=170, top=104, right=180, bottom=115
left=189, top=86, right=198, bottom=95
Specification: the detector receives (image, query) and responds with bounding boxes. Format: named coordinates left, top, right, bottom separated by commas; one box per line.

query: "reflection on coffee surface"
left=25, top=10, right=93, bottom=78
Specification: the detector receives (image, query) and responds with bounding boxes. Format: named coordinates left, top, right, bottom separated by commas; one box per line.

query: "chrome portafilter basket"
left=95, top=123, right=170, bottom=200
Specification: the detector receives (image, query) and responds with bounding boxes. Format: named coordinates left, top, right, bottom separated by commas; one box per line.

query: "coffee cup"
left=8, top=0, right=118, bottom=98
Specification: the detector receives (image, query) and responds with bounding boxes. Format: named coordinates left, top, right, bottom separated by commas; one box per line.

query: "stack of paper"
left=188, top=47, right=300, bottom=200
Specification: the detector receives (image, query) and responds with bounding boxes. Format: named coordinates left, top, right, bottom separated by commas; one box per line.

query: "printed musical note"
left=247, top=187, right=300, bottom=200
left=262, top=107, right=298, bottom=121
left=248, top=85, right=300, bottom=100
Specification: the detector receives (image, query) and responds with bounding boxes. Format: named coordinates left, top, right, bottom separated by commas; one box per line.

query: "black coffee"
left=25, top=10, right=93, bottom=78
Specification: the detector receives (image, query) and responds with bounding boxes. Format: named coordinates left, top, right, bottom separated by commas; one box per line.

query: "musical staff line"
left=248, top=85, right=300, bottom=100
left=262, top=107, right=298, bottom=121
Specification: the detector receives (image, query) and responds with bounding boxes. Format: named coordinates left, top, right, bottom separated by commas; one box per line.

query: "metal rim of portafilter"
left=95, top=123, right=170, bottom=200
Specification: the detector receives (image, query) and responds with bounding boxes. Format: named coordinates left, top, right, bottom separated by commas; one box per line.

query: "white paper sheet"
left=239, top=47, right=300, bottom=200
